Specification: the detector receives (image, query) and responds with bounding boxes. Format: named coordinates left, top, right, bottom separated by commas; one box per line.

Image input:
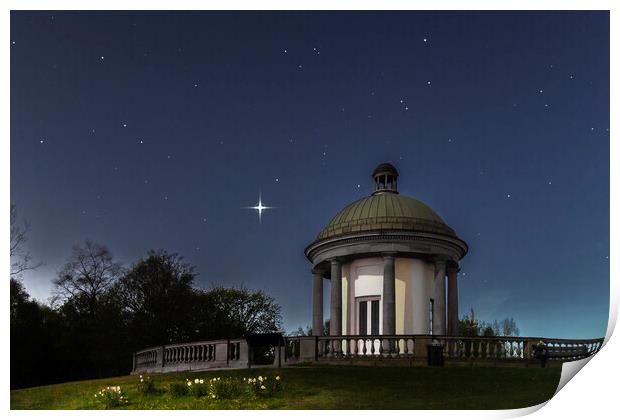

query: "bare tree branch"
left=10, top=204, right=42, bottom=277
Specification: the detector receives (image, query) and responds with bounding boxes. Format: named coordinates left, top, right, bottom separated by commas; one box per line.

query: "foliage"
left=94, top=386, right=128, bottom=408
left=11, top=244, right=284, bottom=389
left=190, top=287, right=283, bottom=340
left=186, top=378, right=209, bottom=397
left=115, top=250, right=197, bottom=347
left=136, top=375, right=156, bottom=395
left=294, top=320, right=329, bottom=336
left=458, top=308, right=520, bottom=337
left=167, top=381, right=189, bottom=396
left=207, top=377, right=246, bottom=399
left=244, top=374, right=282, bottom=398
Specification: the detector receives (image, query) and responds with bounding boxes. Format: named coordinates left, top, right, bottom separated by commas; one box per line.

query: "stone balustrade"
left=133, top=334, right=603, bottom=374
left=132, top=338, right=248, bottom=374
left=284, top=335, right=604, bottom=365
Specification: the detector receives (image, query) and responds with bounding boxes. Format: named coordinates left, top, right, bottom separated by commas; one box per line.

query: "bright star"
left=245, top=193, right=274, bottom=223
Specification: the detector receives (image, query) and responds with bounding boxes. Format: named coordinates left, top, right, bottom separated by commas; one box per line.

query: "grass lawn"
left=10, top=365, right=561, bottom=410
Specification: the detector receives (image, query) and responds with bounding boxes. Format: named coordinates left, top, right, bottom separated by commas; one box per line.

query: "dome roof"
left=316, top=192, right=456, bottom=241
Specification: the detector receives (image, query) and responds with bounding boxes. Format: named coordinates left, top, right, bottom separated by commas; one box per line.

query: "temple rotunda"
left=305, top=163, right=468, bottom=337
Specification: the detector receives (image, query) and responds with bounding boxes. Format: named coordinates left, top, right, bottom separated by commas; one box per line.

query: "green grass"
left=11, top=365, right=561, bottom=410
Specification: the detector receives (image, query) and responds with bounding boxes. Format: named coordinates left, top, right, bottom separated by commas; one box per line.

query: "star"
left=39, top=139, right=44, bottom=144
left=283, top=49, right=288, bottom=53
left=139, top=139, right=144, bottom=144
left=122, top=123, right=127, bottom=128
left=11, top=40, right=15, bottom=45
left=507, top=194, right=511, bottom=198
left=423, top=37, right=428, bottom=42
left=538, top=89, right=543, bottom=93
left=100, top=56, right=105, bottom=60
left=356, top=184, right=361, bottom=188
left=404, top=106, right=409, bottom=111
left=202, top=218, right=207, bottom=222
left=275, top=178, right=279, bottom=182
left=245, top=193, right=273, bottom=223
left=427, top=81, right=431, bottom=85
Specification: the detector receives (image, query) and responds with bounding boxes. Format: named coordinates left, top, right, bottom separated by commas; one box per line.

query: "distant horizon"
left=11, top=11, right=609, bottom=340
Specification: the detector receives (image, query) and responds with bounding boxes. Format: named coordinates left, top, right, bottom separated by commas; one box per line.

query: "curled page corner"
left=554, top=356, right=594, bottom=396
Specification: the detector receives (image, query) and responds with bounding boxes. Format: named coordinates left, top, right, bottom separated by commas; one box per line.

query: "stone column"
left=329, top=259, right=342, bottom=336
left=382, top=253, right=396, bottom=335
left=433, top=260, right=447, bottom=335
left=447, top=263, right=459, bottom=335
left=312, top=269, right=324, bottom=336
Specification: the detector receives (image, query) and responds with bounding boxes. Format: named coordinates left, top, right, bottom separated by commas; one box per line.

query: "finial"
left=372, top=162, right=399, bottom=194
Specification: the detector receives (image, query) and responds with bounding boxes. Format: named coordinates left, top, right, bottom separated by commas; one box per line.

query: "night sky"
left=10, top=11, right=609, bottom=339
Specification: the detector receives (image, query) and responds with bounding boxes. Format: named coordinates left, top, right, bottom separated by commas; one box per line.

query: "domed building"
left=305, top=163, right=468, bottom=337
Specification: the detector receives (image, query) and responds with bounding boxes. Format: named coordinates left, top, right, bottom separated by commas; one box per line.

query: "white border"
left=3, top=2, right=616, bottom=419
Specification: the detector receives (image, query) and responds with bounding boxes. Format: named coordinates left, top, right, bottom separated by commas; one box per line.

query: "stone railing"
left=284, top=335, right=604, bottom=365
left=133, top=334, right=603, bottom=373
left=133, top=338, right=248, bottom=374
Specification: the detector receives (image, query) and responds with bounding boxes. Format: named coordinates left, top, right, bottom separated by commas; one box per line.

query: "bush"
left=94, top=386, right=129, bottom=408
left=187, top=378, right=209, bottom=397
left=136, top=375, right=156, bottom=395
left=208, top=377, right=246, bottom=400
left=168, top=381, right=189, bottom=396
left=244, top=375, right=282, bottom=398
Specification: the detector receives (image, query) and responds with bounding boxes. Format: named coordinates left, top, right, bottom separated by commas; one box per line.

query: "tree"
left=500, top=317, right=520, bottom=336
left=457, top=308, right=520, bottom=337
left=53, top=241, right=122, bottom=317
left=115, top=250, right=197, bottom=347
left=193, top=286, right=283, bottom=339
left=458, top=307, right=480, bottom=336
left=10, top=278, right=61, bottom=388
left=10, top=204, right=41, bottom=278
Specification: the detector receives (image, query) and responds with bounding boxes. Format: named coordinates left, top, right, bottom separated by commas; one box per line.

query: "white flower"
left=199, top=379, right=204, bottom=384
left=187, top=382, right=192, bottom=386
left=276, top=376, right=280, bottom=381
left=258, top=376, right=263, bottom=381
left=194, top=378, right=199, bottom=384
left=260, top=385, right=266, bottom=390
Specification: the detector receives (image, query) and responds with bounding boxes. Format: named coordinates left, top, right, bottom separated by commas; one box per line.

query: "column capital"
left=381, top=252, right=397, bottom=259
left=329, top=258, right=342, bottom=266
left=311, top=267, right=325, bottom=276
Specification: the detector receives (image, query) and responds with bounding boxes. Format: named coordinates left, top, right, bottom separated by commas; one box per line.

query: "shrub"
left=94, top=386, right=129, bottom=408
left=136, top=375, right=156, bottom=395
left=207, top=377, right=246, bottom=400
left=244, top=375, right=282, bottom=398
left=168, top=381, right=189, bottom=396
left=187, top=378, right=209, bottom=397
